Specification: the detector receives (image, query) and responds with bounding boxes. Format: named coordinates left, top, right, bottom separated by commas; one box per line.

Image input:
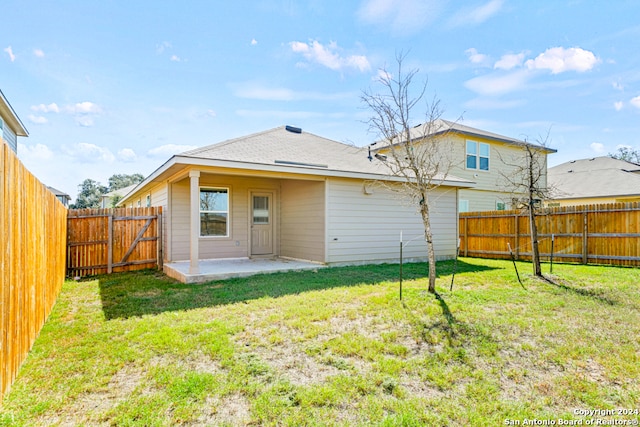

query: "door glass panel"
left=253, top=196, right=269, bottom=224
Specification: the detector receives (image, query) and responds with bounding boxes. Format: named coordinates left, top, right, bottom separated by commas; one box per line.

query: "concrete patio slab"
left=163, top=257, right=326, bottom=283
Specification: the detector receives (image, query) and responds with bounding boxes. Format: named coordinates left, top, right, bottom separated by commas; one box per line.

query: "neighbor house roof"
left=548, top=156, right=640, bottom=200
left=0, top=89, right=28, bottom=137
left=395, top=119, right=557, bottom=153
left=121, top=126, right=475, bottom=204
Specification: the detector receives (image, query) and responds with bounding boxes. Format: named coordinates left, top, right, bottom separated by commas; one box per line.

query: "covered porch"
left=163, top=257, right=325, bottom=284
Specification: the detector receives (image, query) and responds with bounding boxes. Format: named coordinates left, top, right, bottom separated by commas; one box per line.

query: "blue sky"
left=3, top=0, right=640, bottom=199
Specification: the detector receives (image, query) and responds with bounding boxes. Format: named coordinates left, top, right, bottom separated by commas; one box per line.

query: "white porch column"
left=189, top=170, right=200, bottom=274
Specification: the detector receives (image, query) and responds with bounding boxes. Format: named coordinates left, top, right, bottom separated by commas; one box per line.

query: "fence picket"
left=66, top=207, right=162, bottom=277
left=0, top=140, right=67, bottom=402
left=459, top=202, right=640, bottom=267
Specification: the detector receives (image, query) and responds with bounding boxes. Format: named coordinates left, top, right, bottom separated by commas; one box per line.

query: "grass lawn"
left=1, top=258, right=639, bottom=426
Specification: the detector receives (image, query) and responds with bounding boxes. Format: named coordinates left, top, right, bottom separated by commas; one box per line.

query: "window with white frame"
left=200, top=188, right=229, bottom=237
left=145, top=194, right=151, bottom=207
left=459, top=200, right=469, bottom=213
left=466, top=141, right=490, bottom=171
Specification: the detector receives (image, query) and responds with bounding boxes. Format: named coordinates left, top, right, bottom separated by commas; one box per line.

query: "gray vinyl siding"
left=326, top=178, right=458, bottom=264
left=280, top=180, right=325, bottom=262
left=2, top=121, right=17, bottom=153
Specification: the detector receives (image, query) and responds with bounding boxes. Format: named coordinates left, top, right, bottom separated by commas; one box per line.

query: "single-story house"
left=101, top=184, right=138, bottom=208
left=121, top=126, right=474, bottom=282
left=0, top=89, right=29, bottom=153
left=547, top=156, right=640, bottom=206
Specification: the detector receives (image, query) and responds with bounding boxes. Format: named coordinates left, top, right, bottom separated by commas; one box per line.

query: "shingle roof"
left=548, top=156, right=640, bottom=199
left=403, top=119, right=556, bottom=153
left=180, top=125, right=471, bottom=184
left=122, top=126, right=475, bottom=205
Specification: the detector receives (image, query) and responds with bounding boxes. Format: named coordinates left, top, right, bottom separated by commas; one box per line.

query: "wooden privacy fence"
left=1, top=140, right=67, bottom=402
left=459, top=202, right=640, bottom=267
left=67, top=207, right=163, bottom=277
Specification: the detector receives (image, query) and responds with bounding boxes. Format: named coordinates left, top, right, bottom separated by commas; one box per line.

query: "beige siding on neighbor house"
left=387, top=133, right=549, bottom=212
left=170, top=175, right=282, bottom=261
left=326, top=178, right=458, bottom=264
left=280, top=180, right=325, bottom=262
left=547, top=196, right=640, bottom=207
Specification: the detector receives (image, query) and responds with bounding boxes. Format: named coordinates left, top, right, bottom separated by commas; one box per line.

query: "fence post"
left=107, top=213, right=113, bottom=274
left=157, top=209, right=163, bottom=270
left=463, top=216, right=468, bottom=257
left=514, top=213, right=520, bottom=260
left=582, top=211, right=588, bottom=264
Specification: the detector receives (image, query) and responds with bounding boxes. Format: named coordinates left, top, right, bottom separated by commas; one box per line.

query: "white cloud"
left=147, top=144, right=199, bottom=158
left=31, top=103, right=60, bottom=113
left=494, top=52, right=526, bottom=70
left=590, top=142, right=605, bottom=153
left=525, top=47, right=599, bottom=74
left=206, top=109, right=217, bottom=118
left=4, top=46, right=16, bottom=62
left=63, top=142, right=115, bottom=163
left=251, top=39, right=258, bottom=46
left=28, top=114, right=48, bottom=124
left=448, top=0, right=504, bottom=27
left=614, top=101, right=624, bottom=111
left=33, top=49, right=45, bottom=58
left=357, top=0, right=443, bottom=35
left=630, top=95, right=640, bottom=109
left=375, top=69, right=393, bottom=82
left=233, top=83, right=354, bottom=101
left=156, top=41, right=171, bottom=54
left=465, top=48, right=489, bottom=65
left=67, top=101, right=102, bottom=114
left=290, top=40, right=370, bottom=72
left=464, top=69, right=530, bottom=96
left=170, top=54, right=181, bottom=62
left=17, top=143, right=53, bottom=160
left=117, top=148, right=137, bottom=162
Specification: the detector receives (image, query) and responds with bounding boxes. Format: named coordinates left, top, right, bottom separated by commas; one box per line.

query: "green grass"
left=1, top=258, right=639, bottom=426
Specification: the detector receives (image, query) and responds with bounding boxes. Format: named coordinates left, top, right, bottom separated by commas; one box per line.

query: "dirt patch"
left=195, top=393, right=252, bottom=426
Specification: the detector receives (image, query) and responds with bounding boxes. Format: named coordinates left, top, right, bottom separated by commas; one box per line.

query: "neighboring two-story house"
left=0, top=89, right=28, bottom=152
left=377, top=120, right=556, bottom=212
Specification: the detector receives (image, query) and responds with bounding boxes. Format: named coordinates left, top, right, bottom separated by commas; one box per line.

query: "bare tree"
left=499, top=135, right=555, bottom=277
left=609, top=146, right=640, bottom=164
left=361, top=53, right=457, bottom=293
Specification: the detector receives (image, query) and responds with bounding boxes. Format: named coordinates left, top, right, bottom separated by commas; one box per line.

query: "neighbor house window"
left=466, top=141, right=490, bottom=171
left=200, top=188, right=229, bottom=237
left=145, top=194, right=151, bottom=207
left=496, top=201, right=506, bottom=211
left=459, top=200, right=469, bottom=213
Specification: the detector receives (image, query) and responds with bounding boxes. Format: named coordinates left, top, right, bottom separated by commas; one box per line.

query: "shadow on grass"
left=403, top=292, right=497, bottom=352
left=539, top=274, right=618, bottom=306
left=98, top=260, right=499, bottom=319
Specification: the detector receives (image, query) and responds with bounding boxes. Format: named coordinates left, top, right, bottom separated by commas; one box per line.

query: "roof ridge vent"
left=285, top=125, right=302, bottom=134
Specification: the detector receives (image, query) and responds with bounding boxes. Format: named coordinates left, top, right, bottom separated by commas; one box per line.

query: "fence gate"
left=67, top=207, right=163, bottom=277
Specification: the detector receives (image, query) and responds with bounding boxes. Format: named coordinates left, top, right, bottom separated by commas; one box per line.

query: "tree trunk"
left=420, top=198, right=437, bottom=293
left=529, top=202, right=542, bottom=276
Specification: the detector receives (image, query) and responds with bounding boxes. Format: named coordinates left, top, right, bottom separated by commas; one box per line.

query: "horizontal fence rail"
left=67, top=207, right=163, bottom=278
left=1, top=140, right=67, bottom=402
left=459, top=202, right=640, bottom=267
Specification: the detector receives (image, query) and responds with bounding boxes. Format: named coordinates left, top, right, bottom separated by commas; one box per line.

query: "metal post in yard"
left=399, top=231, right=403, bottom=301
left=450, top=238, right=460, bottom=292
left=550, top=234, right=554, bottom=274
left=508, top=242, right=524, bottom=288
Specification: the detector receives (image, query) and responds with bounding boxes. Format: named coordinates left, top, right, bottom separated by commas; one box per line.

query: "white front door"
left=251, top=192, right=273, bottom=255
